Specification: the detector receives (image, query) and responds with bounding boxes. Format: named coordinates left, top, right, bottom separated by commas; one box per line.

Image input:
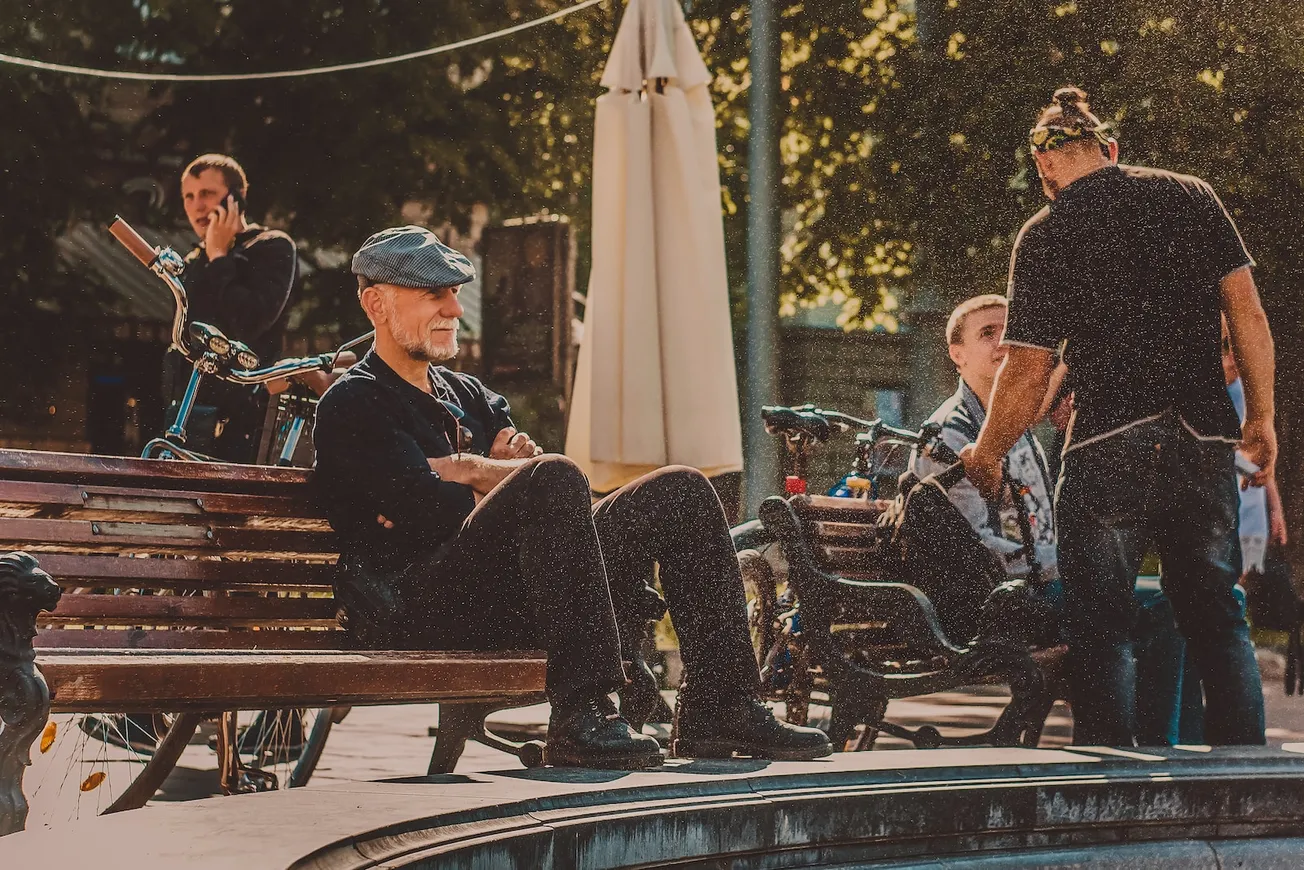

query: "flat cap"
left=352, top=225, right=476, bottom=288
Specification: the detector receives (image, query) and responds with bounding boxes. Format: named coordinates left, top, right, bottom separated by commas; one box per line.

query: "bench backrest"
left=791, top=494, right=893, bottom=580
left=0, top=449, right=343, bottom=651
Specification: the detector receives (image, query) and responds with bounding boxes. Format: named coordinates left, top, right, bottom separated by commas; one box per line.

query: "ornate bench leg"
left=0, top=553, right=62, bottom=836
left=429, top=703, right=548, bottom=773
left=829, top=692, right=887, bottom=752
left=428, top=703, right=489, bottom=774
left=0, top=665, right=48, bottom=837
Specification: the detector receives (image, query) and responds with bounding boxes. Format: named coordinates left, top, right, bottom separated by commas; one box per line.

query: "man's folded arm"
left=314, top=397, right=475, bottom=536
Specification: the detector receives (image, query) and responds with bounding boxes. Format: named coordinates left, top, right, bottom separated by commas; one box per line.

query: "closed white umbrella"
left=565, top=0, right=743, bottom=492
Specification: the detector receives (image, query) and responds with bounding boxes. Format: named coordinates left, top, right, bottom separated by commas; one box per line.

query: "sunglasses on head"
left=1029, top=124, right=1113, bottom=155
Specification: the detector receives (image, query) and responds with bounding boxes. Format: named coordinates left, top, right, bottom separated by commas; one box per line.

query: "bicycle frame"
left=102, top=217, right=357, bottom=792
left=109, top=216, right=372, bottom=463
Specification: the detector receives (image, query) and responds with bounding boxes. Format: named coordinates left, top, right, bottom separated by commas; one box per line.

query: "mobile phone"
left=227, top=188, right=247, bottom=213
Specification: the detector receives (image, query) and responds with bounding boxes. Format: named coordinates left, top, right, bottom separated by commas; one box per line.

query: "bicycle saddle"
left=761, top=405, right=832, bottom=442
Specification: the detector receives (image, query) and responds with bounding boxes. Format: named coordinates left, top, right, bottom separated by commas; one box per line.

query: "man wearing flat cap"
left=313, top=226, right=830, bottom=769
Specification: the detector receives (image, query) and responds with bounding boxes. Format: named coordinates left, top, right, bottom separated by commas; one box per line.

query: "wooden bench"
left=744, top=493, right=1053, bottom=750
left=0, top=448, right=546, bottom=836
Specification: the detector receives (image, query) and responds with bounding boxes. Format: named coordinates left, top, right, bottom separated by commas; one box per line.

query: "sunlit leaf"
left=40, top=721, right=56, bottom=753
left=80, top=771, right=107, bottom=792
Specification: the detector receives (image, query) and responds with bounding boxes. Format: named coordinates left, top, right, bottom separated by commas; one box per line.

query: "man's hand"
left=429, top=453, right=524, bottom=495
left=205, top=195, right=243, bottom=259
left=959, top=443, right=1003, bottom=501
left=490, top=427, right=541, bottom=460
left=1239, top=416, right=1277, bottom=489
left=1266, top=475, right=1288, bottom=547
left=429, top=454, right=475, bottom=485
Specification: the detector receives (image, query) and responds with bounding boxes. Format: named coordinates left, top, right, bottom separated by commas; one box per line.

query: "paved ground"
left=11, top=741, right=1304, bottom=870
left=20, top=679, right=1304, bottom=830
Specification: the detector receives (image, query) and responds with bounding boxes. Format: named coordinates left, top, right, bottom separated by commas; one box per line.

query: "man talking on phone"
left=162, top=153, right=298, bottom=462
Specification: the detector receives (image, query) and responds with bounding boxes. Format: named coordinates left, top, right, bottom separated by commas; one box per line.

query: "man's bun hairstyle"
left=1054, top=86, right=1089, bottom=110
left=1037, top=85, right=1105, bottom=131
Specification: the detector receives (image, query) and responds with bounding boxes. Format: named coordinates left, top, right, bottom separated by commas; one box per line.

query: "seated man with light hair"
left=911, top=294, right=1059, bottom=584
left=312, top=225, right=831, bottom=770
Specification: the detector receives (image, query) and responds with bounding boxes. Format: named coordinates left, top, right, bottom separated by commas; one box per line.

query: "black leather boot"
left=671, top=695, right=832, bottom=760
left=546, top=694, right=664, bottom=769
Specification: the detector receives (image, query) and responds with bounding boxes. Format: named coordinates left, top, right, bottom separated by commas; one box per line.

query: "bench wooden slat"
left=33, top=554, right=336, bottom=590
left=0, top=517, right=336, bottom=555
left=39, top=651, right=548, bottom=712
left=41, top=594, right=338, bottom=627
left=817, top=545, right=888, bottom=571
left=3, top=449, right=550, bottom=745
left=795, top=495, right=892, bottom=522
left=35, top=628, right=344, bottom=651
left=792, top=495, right=893, bottom=579
left=0, top=448, right=312, bottom=495
left=809, top=521, right=885, bottom=542
left=0, top=480, right=320, bottom=520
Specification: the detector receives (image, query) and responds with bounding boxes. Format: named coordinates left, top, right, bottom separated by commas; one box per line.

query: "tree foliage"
left=6, top=1, right=1304, bottom=531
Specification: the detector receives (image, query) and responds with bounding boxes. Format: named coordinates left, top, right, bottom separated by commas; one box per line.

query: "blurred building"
left=778, top=298, right=912, bottom=495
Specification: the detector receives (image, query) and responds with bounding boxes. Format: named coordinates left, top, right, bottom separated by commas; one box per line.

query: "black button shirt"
left=1004, top=164, right=1252, bottom=451
left=312, top=350, right=513, bottom=572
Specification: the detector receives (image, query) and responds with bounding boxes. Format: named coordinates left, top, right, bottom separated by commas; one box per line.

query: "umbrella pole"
left=743, top=0, right=781, bottom=521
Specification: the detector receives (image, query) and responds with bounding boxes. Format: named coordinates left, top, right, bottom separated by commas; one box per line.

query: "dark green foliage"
left=4, top=1, right=1304, bottom=544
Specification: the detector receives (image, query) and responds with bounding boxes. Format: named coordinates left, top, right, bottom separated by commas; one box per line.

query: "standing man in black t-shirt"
left=961, top=87, right=1276, bottom=746
left=163, top=154, right=298, bottom=462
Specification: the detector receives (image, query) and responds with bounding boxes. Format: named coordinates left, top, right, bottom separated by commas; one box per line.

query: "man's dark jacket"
left=312, top=350, right=513, bottom=578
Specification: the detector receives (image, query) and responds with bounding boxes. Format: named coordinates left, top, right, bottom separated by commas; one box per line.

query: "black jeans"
left=342, top=456, right=759, bottom=705
left=1057, top=416, right=1265, bottom=746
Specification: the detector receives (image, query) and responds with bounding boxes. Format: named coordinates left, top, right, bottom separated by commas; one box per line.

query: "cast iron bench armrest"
left=758, top=495, right=959, bottom=658
left=755, top=493, right=1051, bottom=750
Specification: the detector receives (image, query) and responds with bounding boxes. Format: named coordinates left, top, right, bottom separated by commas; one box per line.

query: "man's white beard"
left=395, top=322, right=458, bottom=362
left=382, top=297, right=459, bottom=362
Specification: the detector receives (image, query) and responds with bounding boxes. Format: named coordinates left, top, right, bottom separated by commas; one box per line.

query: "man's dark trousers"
left=1057, top=415, right=1265, bottom=745
left=343, top=456, right=760, bottom=705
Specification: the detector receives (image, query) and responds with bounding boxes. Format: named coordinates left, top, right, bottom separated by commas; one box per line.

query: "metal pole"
left=743, top=0, right=781, bottom=520
left=903, top=0, right=954, bottom=426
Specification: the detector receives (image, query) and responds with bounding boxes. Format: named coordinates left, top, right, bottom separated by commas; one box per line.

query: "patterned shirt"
left=910, top=379, right=1058, bottom=580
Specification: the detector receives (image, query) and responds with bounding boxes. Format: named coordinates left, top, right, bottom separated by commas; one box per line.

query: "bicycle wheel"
left=214, top=706, right=341, bottom=794
left=27, top=704, right=341, bottom=824
left=23, top=711, right=201, bottom=826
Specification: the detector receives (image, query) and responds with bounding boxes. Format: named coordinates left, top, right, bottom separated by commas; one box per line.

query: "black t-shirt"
left=1004, top=164, right=1252, bottom=450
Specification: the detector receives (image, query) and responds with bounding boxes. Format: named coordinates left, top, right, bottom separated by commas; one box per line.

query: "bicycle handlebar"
left=109, top=215, right=192, bottom=356
left=761, top=404, right=935, bottom=447
left=107, top=214, right=373, bottom=387
left=107, top=218, right=158, bottom=268
left=854, top=420, right=940, bottom=447
left=224, top=353, right=336, bottom=385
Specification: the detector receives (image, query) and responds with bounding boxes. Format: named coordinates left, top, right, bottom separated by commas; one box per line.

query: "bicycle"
left=732, top=405, right=942, bottom=725
left=31, top=218, right=371, bottom=819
